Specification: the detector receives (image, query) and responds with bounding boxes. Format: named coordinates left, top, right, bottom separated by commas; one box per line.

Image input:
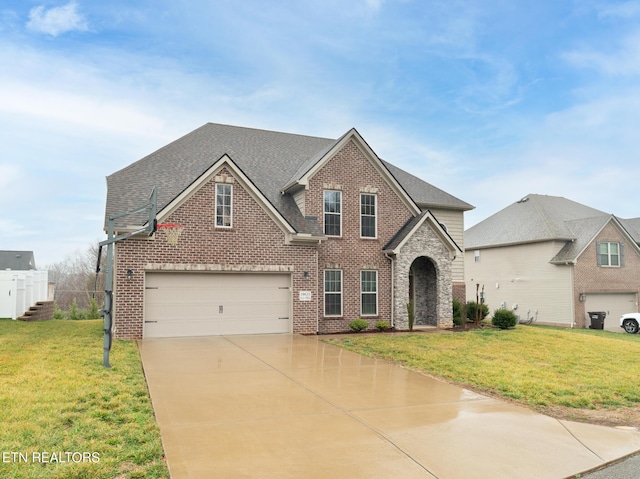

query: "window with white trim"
left=215, top=184, right=232, bottom=228
left=324, top=270, right=342, bottom=316
left=360, top=193, right=376, bottom=238
left=598, top=242, right=621, bottom=267
left=361, top=270, right=378, bottom=316
left=324, top=190, right=342, bottom=236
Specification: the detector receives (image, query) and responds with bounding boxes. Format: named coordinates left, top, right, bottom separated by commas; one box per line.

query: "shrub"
left=349, top=318, right=369, bottom=332
left=406, top=301, right=415, bottom=331
left=492, top=308, right=517, bottom=329
left=452, top=300, right=462, bottom=326
left=87, top=298, right=101, bottom=319
left=68, top=299, right=85, bottom=320
left=53, top=303, right=65, bottom=320
left=375, top=321, right=390, bottom=332
left=466, top=301, right=489, bottom=323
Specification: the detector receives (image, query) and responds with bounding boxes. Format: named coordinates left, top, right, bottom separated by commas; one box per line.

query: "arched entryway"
left=409, top=256, right=438, bottom=326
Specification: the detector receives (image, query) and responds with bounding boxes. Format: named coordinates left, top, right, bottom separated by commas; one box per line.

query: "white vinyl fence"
left=0, top=270, right=49, bottom=319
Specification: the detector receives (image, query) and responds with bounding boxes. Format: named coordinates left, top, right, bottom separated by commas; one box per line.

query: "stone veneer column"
left=393, top=221, right=453, bottom=329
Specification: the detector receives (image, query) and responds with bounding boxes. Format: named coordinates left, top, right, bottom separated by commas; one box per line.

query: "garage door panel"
left=143, top=273, right=291, bottom=338
left=584, top=293, right=638, bottom=333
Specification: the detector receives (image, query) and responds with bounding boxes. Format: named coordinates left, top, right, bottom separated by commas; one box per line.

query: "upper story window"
left=324, top=190, right=342, bottom=236
left=598, top=242, right=621, bottom=267
left=360, top=193, right=377, bottom=238
left=215, top=184, right=233, bottom=228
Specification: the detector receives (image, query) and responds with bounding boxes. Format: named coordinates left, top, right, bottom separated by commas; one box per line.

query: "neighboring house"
left=0, top=251, right=50, bottom=320
left=0, top=250, right=36, bottom=270
left=464, top=194, right=640, bottom=331
left=105, top=123, right=473, bottom=339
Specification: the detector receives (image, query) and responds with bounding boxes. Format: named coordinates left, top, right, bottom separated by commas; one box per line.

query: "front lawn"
left=330, top=326, right=640, bottom=422
left=0, top=319, right=168, bottom=479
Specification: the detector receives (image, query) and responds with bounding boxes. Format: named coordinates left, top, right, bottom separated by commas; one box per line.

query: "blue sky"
left=2, top=0, right=640, bottom=266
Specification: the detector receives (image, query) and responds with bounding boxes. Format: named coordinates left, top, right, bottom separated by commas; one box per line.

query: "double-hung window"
left=215, top=184, right=232, bottom=228
left=598, top=242, right=621, bottom=267
left=360, top=193, right=376, bottom=238
left=324, top=190, right=342, bottom=236
left=361, top=270, right=378, bottom=316
left=324, top=270, right=342, bottom=316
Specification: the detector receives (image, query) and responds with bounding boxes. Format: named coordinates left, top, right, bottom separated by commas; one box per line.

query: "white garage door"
left=584, top=293, right=638, bottom=333
left=143, top=272, right=291, bottom=338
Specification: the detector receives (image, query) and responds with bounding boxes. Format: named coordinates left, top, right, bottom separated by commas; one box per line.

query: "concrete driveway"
left=139, top=334, right=640, bottom=479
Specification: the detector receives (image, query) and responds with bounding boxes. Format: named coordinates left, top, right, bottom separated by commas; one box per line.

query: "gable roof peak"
left=465, top=193, right=608, bottom=249
left=0, top=250, right=36, bottom=270
left=105, top=122, right=472, bottom=233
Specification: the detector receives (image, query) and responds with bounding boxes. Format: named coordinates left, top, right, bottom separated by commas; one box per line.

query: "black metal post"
left=99, top=186, right=157, bottom=368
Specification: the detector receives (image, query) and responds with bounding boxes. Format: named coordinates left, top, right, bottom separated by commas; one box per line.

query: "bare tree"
left=47, top=242, right=105, bottom=311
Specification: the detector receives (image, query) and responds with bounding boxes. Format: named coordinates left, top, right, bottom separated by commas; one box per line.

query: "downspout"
left=316, top=246, right=320, bottom=335
left=385, top=252, right=395, bottom=328
left=569, top=261, right=575, bottom=328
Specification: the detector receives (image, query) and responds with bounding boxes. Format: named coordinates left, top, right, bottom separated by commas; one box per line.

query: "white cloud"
left=597, top=1, right=640, bottom=19
left=460, top=88, right=640, bottom=227
left=563, top=31, right=640, bottom=76
left=0, top=163, right=20, bottom=189
left=364, top=0, right=384, bottom=12
left=26, top=2, right=88, bottom=36
left=0, top=81, right=166, bottom=137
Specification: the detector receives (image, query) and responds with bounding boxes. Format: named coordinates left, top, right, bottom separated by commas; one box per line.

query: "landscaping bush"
left=406, top=300, right=415, bottom=331
left=67, top=299, right=86, bottom=320
left=492, top=308, right=518, bottom=329
left=53, top=303, right=65, bottom=320
left=375, top=321, right=390, bottom=332
left=452, top=300, right=462, bottom=326
left=466, top=301, right=489, bottom=323
left=88, top=297, right=101, bottom=319
left=349, top=318, right=369, bottom=332
left=54, top=298, right=102, bottom=320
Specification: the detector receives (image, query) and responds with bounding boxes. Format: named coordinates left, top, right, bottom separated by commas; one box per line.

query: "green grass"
left=0, top=319, right=168, bottom=479
left=331, top=325, right=640, bottom=410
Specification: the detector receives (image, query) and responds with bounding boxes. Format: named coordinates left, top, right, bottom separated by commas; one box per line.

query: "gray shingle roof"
left=620, top=218, right=640, bottom=243
left=0, top=251, right=36, bottom=270
left=105, top=123, right=472, bottom=231
left=384, top=211, right=429, bottom=251
left=464, top=194, right=609, bottom=250
left=549, top=216, right=611, bottom=264
left=382, top=161, right=473, bottom=211
left=384, top=209, right=462, bottom=253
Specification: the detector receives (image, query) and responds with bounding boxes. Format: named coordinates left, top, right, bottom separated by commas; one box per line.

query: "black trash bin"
left=588, top=311, right=606, bottom=330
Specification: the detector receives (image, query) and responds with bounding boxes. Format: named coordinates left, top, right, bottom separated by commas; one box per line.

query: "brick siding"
left=306, top=139, right=417, bottom=333
left=113, top=141, right=460, bottom=338
left=114, top=166, right=318, bottom=339
left=573, top=222, right=640, bottom=327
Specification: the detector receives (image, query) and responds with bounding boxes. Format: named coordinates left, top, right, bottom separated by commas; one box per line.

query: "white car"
left=620, top=313, right=640, bottom=334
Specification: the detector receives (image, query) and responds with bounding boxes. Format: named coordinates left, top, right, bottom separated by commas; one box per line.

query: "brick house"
left=104, top=123, right=472, bottom=339
left=465, top=194, right=640, bottom=331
